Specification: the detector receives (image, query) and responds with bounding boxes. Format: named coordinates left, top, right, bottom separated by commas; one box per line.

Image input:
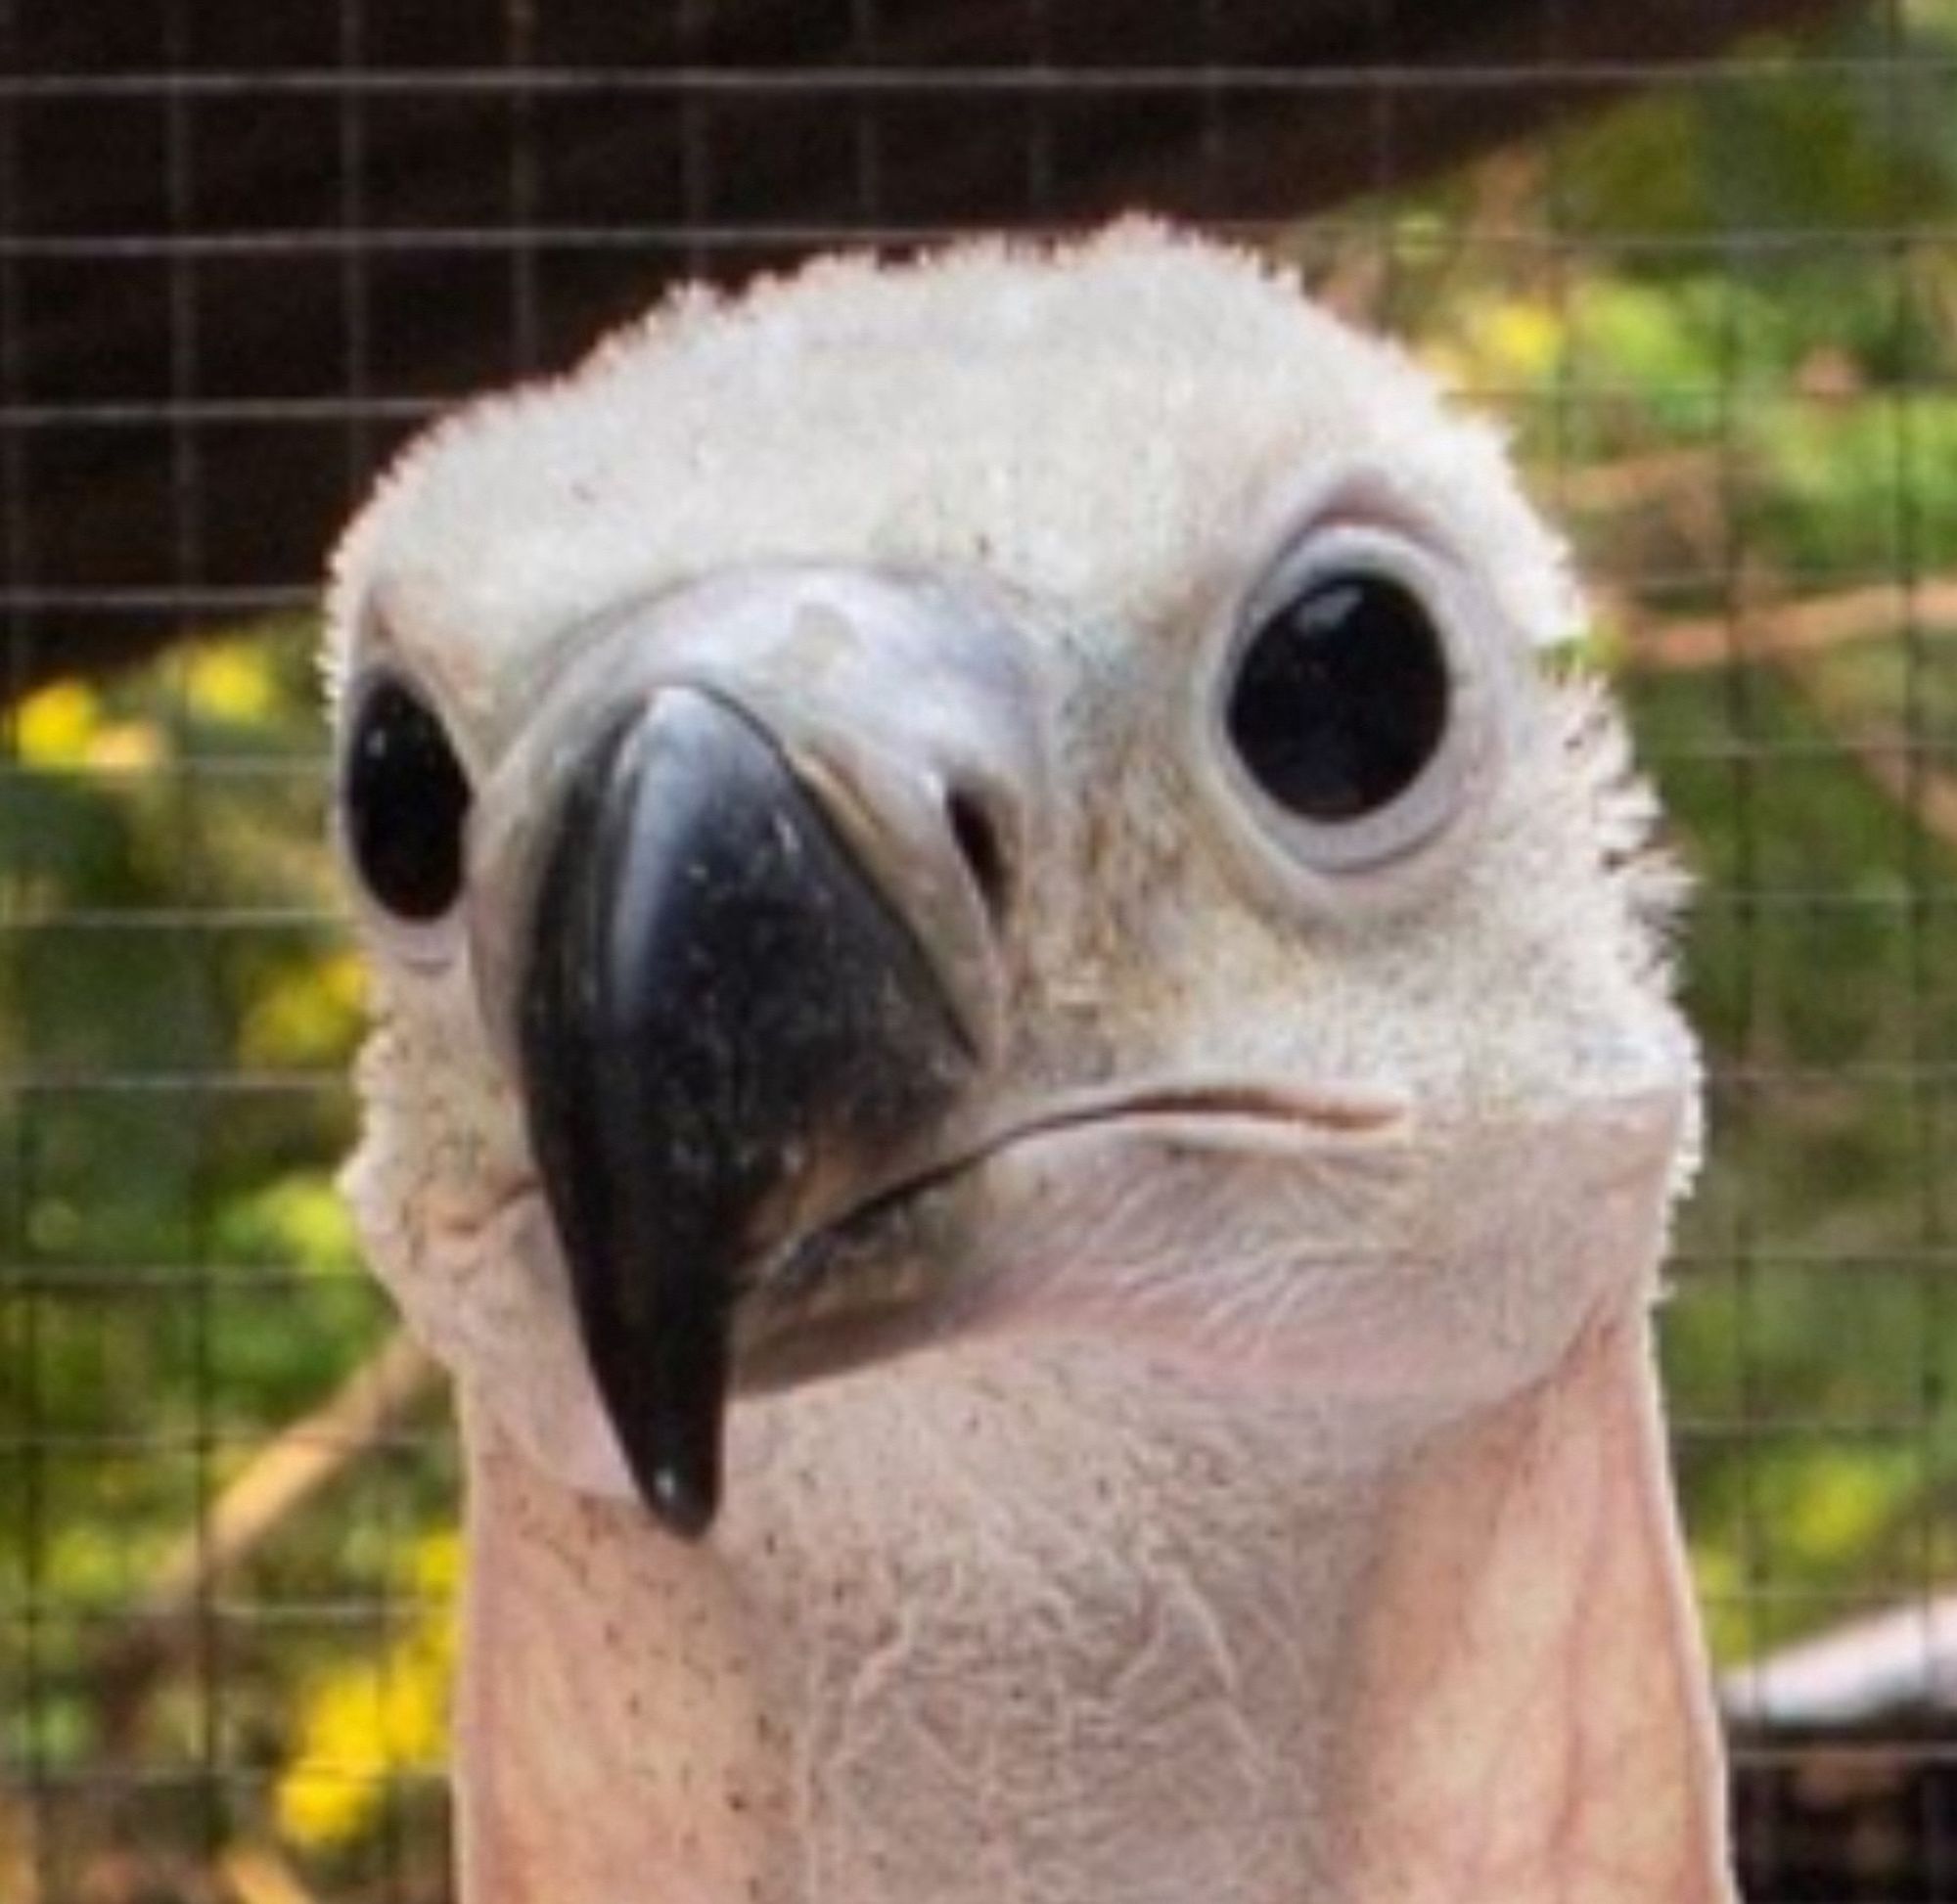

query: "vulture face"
left=330, top=227, right=1727, bottom=1904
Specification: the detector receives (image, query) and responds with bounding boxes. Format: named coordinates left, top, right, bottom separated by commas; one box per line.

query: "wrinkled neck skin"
left=456, top=1334, right=1732, bottom=1904
left=453, top=1096, right=1735, bottom=1904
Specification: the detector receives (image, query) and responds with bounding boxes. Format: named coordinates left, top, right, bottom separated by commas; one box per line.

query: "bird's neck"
left=451, top=1319, right=1734, bottom=1904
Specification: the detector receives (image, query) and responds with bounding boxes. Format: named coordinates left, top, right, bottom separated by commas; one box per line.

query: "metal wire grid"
left=2, top=1, right=1954, bottom=1898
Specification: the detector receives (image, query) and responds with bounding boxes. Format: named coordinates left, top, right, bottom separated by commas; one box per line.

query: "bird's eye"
left=1225, top=571, right=1449, bottom=824
left=1206, top=519, right=1507, bottom=886
left=342, top=673, right=472, bottom=923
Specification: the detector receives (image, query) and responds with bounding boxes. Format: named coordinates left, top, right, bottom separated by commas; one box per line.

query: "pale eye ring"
left=1206, top=521, right=1502, bottom=882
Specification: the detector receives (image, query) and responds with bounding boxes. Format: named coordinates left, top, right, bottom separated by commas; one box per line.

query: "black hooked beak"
left=518, top=687, right=975, bottom=1538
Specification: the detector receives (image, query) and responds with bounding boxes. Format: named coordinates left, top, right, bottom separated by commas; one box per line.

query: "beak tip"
left=640, top=1449, right=720, bottom=1540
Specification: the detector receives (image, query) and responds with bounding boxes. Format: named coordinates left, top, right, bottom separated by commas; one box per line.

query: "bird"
left=326, top=222, right=1736, bottom=1904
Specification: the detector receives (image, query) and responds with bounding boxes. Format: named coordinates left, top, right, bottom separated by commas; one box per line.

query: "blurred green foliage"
left=6, top=5, right=1957, bottom=1896
left=1356, top=0, right=1957, bottom=1661
left=1, top=641, right=456, bottom=1898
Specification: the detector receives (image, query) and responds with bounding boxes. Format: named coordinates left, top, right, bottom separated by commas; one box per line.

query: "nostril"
left=945, top=785, right=1013, bottom=929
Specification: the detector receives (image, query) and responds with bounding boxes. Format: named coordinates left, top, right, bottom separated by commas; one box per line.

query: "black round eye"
left=1225, top=571, right=1450, bottom=823
left=344, top=674, right=472, bottom=922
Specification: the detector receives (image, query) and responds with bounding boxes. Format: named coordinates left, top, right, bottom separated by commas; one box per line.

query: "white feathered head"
left=325, top=222, right=1723, bottom=1904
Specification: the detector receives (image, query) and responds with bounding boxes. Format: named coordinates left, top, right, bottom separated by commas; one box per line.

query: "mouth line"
left=505, top=1077, right=1408, bottom=1394
left=504, top=1081, right=1403, bottom=1287
left=1019, top=1078, right=1411, bottom=1140
left=752, top=1077, right=1409, bottom=1309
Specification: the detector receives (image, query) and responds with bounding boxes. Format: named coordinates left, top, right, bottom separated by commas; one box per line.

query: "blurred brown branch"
left=1562, top=446, right=1724, bottom=517
left=1621, top=575, right=1957, bottom=671
left=220, top=1840, right=324, bottom=1904
left=94, top=1333, right=440, bottom=1750
left=1834, top=718, right=1957, bottom=851
left=0, top=1786, right=35, bottom=1904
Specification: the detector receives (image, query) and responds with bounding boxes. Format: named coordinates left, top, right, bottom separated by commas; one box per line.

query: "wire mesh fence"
left=3, top=2, right=1955, bottom=1898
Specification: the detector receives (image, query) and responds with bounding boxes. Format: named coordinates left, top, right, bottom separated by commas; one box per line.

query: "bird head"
left=327, top=225, right=1720, bottom=1901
